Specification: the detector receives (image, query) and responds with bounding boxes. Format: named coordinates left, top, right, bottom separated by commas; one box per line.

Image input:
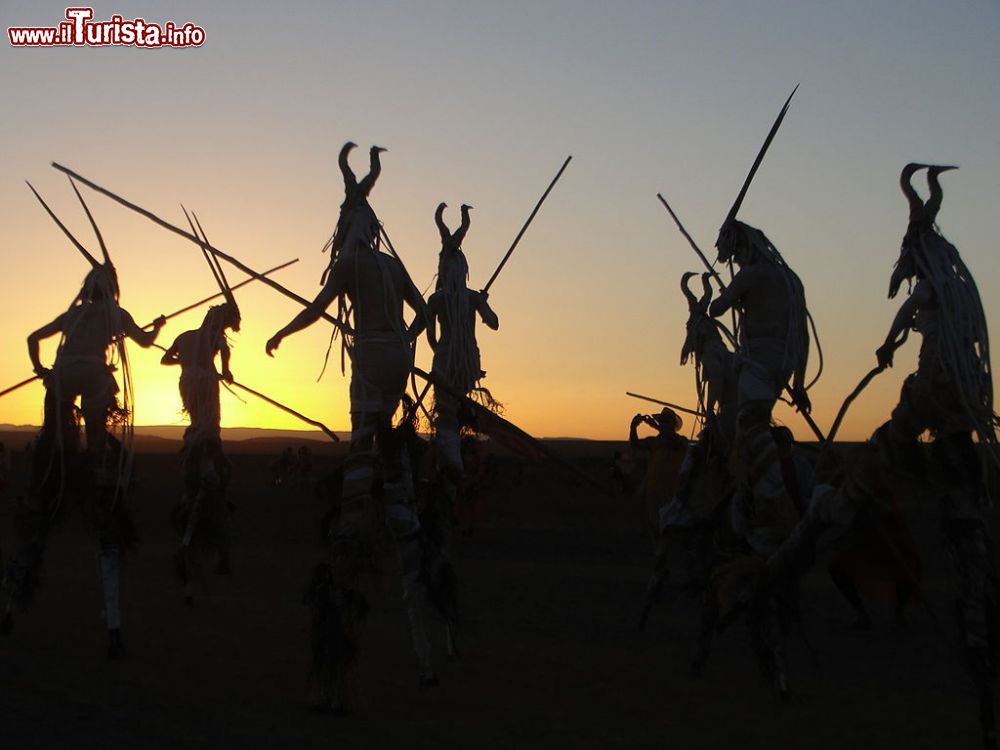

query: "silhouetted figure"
left=654, top=274, right=739, bottom=580
left=267, top=143, right=434, bottom=708
left=426, top=203, right=499, bottom=477
left=874, top=164, right=996, bottom=471
left=629, top=408, right=687, bottom=544
left=2, top=181, right=164, bottom=656
left=766, top=166, right=1000, bottom=745
left=161, top=302, right=239, bottom=443
left=161, top=302, right=240, bottom=603
left=688, top=203, right=814, bottom=700
left=710, top=220, right=811, bottom=551
left=873, top=164, right=999, bottom=746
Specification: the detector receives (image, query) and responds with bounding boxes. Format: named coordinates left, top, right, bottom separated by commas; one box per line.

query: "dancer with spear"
left=426, top=202, right=499, bottom=479
left=658, top=88, right=818, bottom=697
left=1, top=179, right=166, bottom=657
left=160, top=210, right=242, bottom=603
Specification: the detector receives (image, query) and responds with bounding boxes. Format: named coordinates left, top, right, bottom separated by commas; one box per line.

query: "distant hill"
left=0, top=423, right=348, bottom=443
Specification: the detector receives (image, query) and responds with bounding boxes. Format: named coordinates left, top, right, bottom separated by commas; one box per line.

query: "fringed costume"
left=428, top=203, right=499, bottom=477
left=876, top=165, right=1000, bottom=745
left=163, top=302, right=240, bottom=601
left=269, top=143, right=442, bottom=709
left=711, top=219, right=812, bottom=552
left=639, top=275, right=742, bottom=631
left=3, top=243, right=162, bottom=655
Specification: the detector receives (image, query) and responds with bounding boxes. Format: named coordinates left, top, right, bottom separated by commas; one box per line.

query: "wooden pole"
left=656, top=193, right=725, bottom=289
left=0, top=375, right=40, bottom=399
left=142, top=259, right=298, bottom=329
left=625, top=391, right=705, bottom=418
left=229, top=380, right=340, bottom=442
left=50, top=163, right=351, bottom=336
left=483, top=155, right=572, bottom=293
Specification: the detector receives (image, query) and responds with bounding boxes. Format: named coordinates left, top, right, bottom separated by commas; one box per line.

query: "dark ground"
left=0, top=437, right=993, bottom=749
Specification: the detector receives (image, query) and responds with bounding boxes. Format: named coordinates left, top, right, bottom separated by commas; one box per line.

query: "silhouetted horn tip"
left=680, top=272, right=699, bottom=307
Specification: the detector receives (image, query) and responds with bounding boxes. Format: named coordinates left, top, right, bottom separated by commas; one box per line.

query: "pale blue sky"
left=1, top=0, right=998, bottom=439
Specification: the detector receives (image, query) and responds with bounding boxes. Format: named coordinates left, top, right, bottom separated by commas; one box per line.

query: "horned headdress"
left=433, top=202, right=482, bottom=396
left=890, top=163, right=997, bottom=455
left=889, top=163, right=958, bottom=299
left=679, top=271, right=714, bottom=367
left=321, top=142, right=387, bottom=285
left=435, top=202, right=472, bottom=290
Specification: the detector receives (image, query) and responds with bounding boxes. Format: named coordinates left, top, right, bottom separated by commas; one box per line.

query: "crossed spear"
left=1, top=177, right=335, bottom=441
left=46, top=157, right=577, bottom=464
left=652, top=88, right=939, bottom=632
left=654, top=86, right=829, bottom=444
left=0, top=179, right=298, bottom=399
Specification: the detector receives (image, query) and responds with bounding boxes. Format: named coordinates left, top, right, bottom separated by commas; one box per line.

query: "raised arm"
left=27, top=314, right=66, bottom=375
left=876, top=280, right=931, bottom=368
left=629, top=414, right=653, bottom=452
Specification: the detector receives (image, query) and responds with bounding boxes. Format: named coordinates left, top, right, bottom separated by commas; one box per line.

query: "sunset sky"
left=1, top=1, right=998, bottom=441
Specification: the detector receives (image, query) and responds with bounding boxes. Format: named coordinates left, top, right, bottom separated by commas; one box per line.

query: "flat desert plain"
left=0, top=434, right=992, bottom=749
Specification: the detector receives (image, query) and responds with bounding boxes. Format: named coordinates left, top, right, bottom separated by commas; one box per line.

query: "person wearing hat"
left=629, top=407, right=688, bottom=544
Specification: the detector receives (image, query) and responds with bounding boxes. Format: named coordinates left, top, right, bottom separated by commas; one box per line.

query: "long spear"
left=148, top=337, right=339, bottom=442
left=824, top=332, right=907, bottom=446
left=657, top=193, right=739, bottom=347
left=50, top=163, right=352, bottom=337
left=228, top=379, right=341, bottom=443
left=482, top=155, right=573, bottom=293
left=656, top=193, right=725, bottom=289
left=142, top=258, right=298, bottom=329
left=0, top=376, right=40, bottom=399
left=0, top=260, right=297, bottom=401
left=412, top=366, right=614, bottom=497
left=655, top=196, right=828, bottom=443
left=625, top=391, right=705, bottom=419
left=825, top=366, right=884, bottom=446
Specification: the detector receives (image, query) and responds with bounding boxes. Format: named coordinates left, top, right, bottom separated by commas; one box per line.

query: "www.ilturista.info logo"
left=8, top=7, right=205, bottom=48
